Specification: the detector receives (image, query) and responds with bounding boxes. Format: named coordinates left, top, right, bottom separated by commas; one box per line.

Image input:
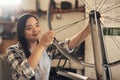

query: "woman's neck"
left=29, top=41, right=38, bottom=53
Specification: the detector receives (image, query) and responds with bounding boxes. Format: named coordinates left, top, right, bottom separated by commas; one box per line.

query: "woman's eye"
left=36, top=24, right=40, bottom=27
left=26, top=27, right=32, bottom=30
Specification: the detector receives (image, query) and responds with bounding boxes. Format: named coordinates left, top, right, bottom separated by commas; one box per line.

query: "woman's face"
left=24, top=17, right=41, bottom=42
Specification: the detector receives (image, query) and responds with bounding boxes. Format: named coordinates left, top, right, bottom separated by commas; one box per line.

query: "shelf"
left=0, top=21, right=15, bottom=25
left=19, top=6, right=85, bottom=15
left=51, top=7, right=85, bottom=13
left=19, top=10, right=37, bottom=15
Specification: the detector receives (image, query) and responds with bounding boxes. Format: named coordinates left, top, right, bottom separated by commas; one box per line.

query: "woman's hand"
left=39, top=30, right=55, bottom=47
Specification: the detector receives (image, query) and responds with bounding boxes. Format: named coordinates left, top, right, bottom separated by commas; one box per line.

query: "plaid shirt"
left=6, top=44, right=35, bottom=80
left=5, top=39, right=73, bottom=80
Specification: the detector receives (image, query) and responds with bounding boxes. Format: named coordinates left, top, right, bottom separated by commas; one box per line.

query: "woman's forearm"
left=68, top=25, right=90, bottom=49
left=27, top=44, right=45, bottom=69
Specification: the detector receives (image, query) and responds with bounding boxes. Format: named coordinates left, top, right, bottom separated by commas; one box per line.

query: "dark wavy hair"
left=16, top=13, right=39, bottom=80
left=17, top=13, right=39, bottom=58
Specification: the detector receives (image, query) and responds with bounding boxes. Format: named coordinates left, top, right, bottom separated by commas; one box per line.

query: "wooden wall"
left=0, top=39, right=17, bottom=56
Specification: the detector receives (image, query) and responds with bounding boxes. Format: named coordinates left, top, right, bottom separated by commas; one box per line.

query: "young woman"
left=5, top=13, right=90, bottom=80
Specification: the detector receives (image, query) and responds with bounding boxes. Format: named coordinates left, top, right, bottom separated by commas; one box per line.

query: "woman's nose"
left=33, top=26, right=38, bottom=31
left=33, top=26, right=41, bottom=33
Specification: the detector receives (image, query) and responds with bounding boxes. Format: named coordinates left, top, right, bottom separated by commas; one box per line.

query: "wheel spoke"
left=102, top=16, right=120, bottom=22
left=110, top=36, right=120, bottom=51
left=100, top=2, right=120, bottom=13
left=81, top=0, right=92, bottom=11
left=53, top=17, right=88, bottom=34
left=96, top=0, right=107, bottom=11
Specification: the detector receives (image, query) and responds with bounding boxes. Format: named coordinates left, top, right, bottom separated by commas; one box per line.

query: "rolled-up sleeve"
left=20, top=59, right=35, bottom=78
left=60, top=39, right=74, bottom=53
left=47, top=39, right=74, bottom=59
left=6, top=47, right=35, bottom=79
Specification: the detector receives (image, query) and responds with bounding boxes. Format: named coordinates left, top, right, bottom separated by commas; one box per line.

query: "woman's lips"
left=32, top=33, right=39, bottom=36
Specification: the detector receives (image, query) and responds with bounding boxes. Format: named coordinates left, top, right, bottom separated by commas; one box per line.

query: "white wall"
left=21, top=0, right=36, bottom=10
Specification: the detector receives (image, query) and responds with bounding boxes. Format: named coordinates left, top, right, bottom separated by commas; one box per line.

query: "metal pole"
left=89, top=10, right=112, bottom=80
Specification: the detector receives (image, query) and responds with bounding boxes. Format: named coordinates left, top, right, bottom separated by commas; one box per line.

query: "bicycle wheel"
left=47, top=0, right=120, bottom=80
